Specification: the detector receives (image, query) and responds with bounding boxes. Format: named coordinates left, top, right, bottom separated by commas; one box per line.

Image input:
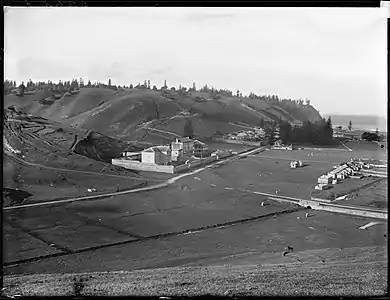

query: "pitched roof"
left=143, top=146, right=171, bottom=153
left=178, top=137, right=191, bottom=142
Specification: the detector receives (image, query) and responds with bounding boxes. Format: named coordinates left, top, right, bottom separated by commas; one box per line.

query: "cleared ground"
left=311, top=176, right=381, bottom=201
left=3, top=108, right=168, bottom=206
left=3, top=246, right=387, bottom=296
left=337, top=178, right=388, bottom=209
left=3, top=146, right=386, bottom=285
left=4, top=207, right=386, bottom=276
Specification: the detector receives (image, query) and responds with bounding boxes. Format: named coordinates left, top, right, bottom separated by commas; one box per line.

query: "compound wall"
left=112, top=159, right=175, bottom=174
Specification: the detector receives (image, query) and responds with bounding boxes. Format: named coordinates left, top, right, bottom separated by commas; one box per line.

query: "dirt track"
left=4, top=146, right=265, bottom=210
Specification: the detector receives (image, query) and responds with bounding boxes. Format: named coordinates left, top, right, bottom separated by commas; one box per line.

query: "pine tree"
left=259, top=117, right=265, bottom=128
left=18, top=82, right=26, bottom=97
left=184, top=119, right=194, bottom=138
left=326, top=116, right=332, bottom=128
left=279, top=121, right=292, bottom=144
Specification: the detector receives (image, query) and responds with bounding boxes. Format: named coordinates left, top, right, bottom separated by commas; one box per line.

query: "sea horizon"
left=323, top=113, right=387, bottom=133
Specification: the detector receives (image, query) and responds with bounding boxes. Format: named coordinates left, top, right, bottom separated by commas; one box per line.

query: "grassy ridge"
left=3, top=246, right=387, bottom=296
left=4, top=87, right=323, bottom=140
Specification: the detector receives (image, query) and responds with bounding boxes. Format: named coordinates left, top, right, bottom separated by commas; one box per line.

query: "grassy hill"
left=3, top=108, right=147, bottom=206
left=4, top=87, right=322, bottom=142
left=2, top=246, right=386, bottom=296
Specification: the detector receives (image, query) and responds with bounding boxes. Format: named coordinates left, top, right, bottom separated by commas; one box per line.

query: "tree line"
left=4, top=78, right=315, bottom=110
left=279, top=117, right=334, bottom=145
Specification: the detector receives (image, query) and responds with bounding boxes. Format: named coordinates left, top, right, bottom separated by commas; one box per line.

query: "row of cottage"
left=120, top=137, right=210, bottom=165
left=315, top=159, right=366, bottom=190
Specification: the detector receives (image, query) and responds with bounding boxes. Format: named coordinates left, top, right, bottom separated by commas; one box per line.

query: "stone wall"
left=112, top=159, right=175, bottom=174
left=299, top=199, right=387, bottom=219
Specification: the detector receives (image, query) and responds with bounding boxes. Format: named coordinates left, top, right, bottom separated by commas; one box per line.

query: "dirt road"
left=4, top=146, right=266, bottom=210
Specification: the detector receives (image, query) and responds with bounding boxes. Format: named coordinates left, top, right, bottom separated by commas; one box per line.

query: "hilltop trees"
left=18, top=82, right=26, bottom=97
left=70, top=79, right=79, bottom=91
left=4, top=80, right=16, bottom=95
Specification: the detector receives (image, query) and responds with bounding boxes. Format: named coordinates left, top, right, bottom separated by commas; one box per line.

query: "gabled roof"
left=178, top=137, right=191, bottom=142
left=143, top=146, right=170, bottom=153
left=193, top=140, right=207, bottom=146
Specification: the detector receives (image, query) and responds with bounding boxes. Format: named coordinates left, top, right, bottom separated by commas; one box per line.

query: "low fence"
left=174, top=155, right=218, bottom=173
left=212, top=137, right=263, bottom=147
left=299, top=199, right=387, bottom=219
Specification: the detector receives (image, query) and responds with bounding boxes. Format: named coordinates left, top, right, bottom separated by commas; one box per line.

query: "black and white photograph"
left=2, top=5, right=388, bottom=297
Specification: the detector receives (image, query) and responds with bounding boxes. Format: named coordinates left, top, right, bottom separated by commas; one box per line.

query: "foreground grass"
left=3, top=259, right=386, bottom=297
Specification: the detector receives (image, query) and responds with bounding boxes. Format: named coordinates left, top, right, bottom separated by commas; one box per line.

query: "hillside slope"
left=3, top=108, right=146, bottom=206
left=4, top=88, right=322, bottom=141
left=2, top=246, right=386, bottom=296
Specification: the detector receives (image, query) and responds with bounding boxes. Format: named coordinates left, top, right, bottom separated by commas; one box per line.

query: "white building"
left=141, top=146, right=171, bottom=165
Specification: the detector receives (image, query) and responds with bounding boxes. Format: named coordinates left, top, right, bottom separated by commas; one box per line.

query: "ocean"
left=325, top=114, right=387, bottom=133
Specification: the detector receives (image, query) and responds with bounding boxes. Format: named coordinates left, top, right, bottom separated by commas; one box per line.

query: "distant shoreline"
left=323, top=114, right=386, bottom=133
left=333, top=126, right=387, bottom=134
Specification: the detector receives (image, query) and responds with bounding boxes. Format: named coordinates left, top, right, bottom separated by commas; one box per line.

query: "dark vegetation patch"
left=3, top=188, right=33, bottom=207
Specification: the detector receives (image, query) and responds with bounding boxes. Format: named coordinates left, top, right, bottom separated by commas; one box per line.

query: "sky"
left=4, top=7, right=388, bottom=117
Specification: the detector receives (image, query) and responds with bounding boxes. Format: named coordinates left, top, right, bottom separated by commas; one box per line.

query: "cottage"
left=193, top=140, right=208, bottom=153
left=141, top=146, right=171, bottom=165
left=318, top=175, right=332, bottom=184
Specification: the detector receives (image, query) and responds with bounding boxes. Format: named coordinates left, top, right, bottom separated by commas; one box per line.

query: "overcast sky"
left=4, top=7, right=387, bottom=116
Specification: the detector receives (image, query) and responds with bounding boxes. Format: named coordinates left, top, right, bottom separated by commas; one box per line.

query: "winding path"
left=5, top=151, right=157, bottom=182
left=3, top=146, right=266, bottom=210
